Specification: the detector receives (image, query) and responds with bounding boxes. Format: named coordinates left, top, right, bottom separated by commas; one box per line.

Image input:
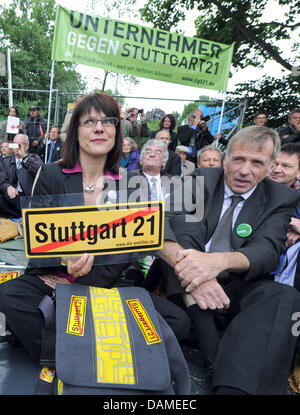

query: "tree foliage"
left=140, top=0, right=300, bottom=72
left=230, top=75, right=300, bottom=129
left=0, top=0, right=85, bottom=92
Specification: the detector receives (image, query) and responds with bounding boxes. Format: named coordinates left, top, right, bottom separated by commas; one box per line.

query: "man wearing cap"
left=24, top=105, right=47, bottom=154
left=175, top=145, right=195, bottom=177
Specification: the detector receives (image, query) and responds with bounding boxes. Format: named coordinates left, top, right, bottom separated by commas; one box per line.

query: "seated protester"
left=38, top=125, right=64, bottom=163
left=128, top=138, right=173, bottom=201
left=0, top=93, right=190, bottom=366
left=0, top=106, right=25, bottom=143
left=24, top=105, right=47, bottom=154
left=128, top=139, right=181, bottom=289
left=268, top=143, right=300, bottom=289
left=158, top=125, right=300, bottom=395
left=150, top=114, right=178, bottom=152
left=119, top=136, right=141, bottom=171
left=0, top=141, right=14, bottom=159
left=196, top=145, right=223, bottom=168
left=279, top=108, right=300, bottom=145
left=177, top=109, right=214, bottom=164
left=155, top=130, right=181, bottom=176
left=175, top=145, right=195, bottom=178
left=0, top=133, right=43, bottom=218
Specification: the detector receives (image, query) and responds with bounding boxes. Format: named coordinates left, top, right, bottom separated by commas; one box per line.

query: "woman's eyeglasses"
left=80, top=117, right=119, bottom=128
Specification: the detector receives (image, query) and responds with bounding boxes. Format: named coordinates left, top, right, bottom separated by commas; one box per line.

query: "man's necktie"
left=16, top=158, right=22, bottom=169
left=181, top=162, right=185, bottom=177
left=48, top=142, right=55, bottom=163
left=150, top=177, right=158, bottom=201
left=209, top=195, right=244, bottom=253
left=16, top=158, right=23, bottom=192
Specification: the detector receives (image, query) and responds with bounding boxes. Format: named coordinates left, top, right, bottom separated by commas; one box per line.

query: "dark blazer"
left=0, top=153, right=43, bottom=196
left=163, top=150, right=181, bottom=176
left=38, top=138, right=64, bottom=163
left=166, top=167, right=300, bottom=283
left=177, top=124, right=214, bottom=161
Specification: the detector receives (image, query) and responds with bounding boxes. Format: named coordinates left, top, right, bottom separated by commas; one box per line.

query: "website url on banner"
left=181, top=76, right=215, bottom=87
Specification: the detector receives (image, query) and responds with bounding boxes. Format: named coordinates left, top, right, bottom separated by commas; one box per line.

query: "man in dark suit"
left=0, top=133, right=43, bottom=217
left=38, top=125, right=64, bottom=163
left=127, top=138, right=181, bottom=203
left=177, top=109, right=214, bottom=164
left=159, top=125, right=300, bottom=394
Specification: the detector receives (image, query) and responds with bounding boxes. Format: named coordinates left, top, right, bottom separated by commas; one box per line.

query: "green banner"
left=52, top=5, right=234, bottom=91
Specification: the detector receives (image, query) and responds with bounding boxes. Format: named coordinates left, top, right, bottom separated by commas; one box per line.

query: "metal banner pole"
left=45, top=60, right=55, bottom=163
left=217, top=91, right=226, bottom=134
left=7, top=49, right=13, bottom=107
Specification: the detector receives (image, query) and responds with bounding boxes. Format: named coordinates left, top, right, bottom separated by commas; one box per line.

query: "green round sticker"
left=236, top=223, right=252, bottom=237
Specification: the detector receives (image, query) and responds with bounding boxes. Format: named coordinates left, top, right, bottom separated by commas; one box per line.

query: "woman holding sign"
left=0, top=93, right=190, bottom=364
left=0, top=106, right=25, bottom=142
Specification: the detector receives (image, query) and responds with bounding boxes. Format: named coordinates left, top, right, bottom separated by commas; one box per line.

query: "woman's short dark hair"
left=159, top=114, right=176, bottom=131
left=59, top=93, right=122, bottom=174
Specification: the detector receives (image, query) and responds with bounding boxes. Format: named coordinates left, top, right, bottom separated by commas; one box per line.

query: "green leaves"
left=140, top=0, right=299, bottom=72
left=0, top=0, right=85, bottom=93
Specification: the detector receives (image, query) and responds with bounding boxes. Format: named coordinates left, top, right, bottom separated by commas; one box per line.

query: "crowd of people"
left=0, top=94, right=300, bottom=395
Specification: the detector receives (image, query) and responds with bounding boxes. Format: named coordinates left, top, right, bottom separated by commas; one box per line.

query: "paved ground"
left=0, top=339, right=211, bottom=395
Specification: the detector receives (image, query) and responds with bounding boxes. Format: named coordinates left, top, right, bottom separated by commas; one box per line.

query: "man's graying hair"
left=15, top=133, right=29, bottom=146
left=225, top=125, right=281, bottom=164
left=140, top=139, right=169, bottom=164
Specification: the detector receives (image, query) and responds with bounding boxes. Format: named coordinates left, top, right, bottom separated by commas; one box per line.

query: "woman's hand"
left=62, top=253, right=94, bottom=279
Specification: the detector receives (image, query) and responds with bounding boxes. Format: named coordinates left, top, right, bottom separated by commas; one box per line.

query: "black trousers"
left=0, top=274, right=191, bottom=363
left=0, top=193, right=22, bottom=218
left=163, top=263, right=300, bottom=394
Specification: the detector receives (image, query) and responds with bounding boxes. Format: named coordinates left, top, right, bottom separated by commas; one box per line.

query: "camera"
left=138, top=109, right=144, bottom=114
left=9, top=143, right=19, bottom=149
left=200, top=115, right=210, bottom=122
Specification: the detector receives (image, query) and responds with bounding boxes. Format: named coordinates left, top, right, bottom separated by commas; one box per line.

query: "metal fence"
left=0, top=87, right=247, bottom=143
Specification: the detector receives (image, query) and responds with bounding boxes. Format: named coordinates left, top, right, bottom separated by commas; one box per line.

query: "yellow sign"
left=39, top=367, right=56, bottom=383
left=0, top=271, right=20, bottom=284
left=126, top=299, right=161, bottom=345
left=22, top=201, right=164, bottom=258
left=66, top=295, right=87, bottom=336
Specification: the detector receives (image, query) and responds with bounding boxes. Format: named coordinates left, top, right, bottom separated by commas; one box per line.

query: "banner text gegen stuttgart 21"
left=51, top=5, right=234, bottom=91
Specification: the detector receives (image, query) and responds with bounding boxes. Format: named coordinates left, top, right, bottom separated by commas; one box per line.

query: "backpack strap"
left=34, top=294, right=56, bottom=395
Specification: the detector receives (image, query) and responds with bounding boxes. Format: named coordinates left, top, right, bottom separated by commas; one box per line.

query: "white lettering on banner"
left=67, top=31, right=119, bottom=55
